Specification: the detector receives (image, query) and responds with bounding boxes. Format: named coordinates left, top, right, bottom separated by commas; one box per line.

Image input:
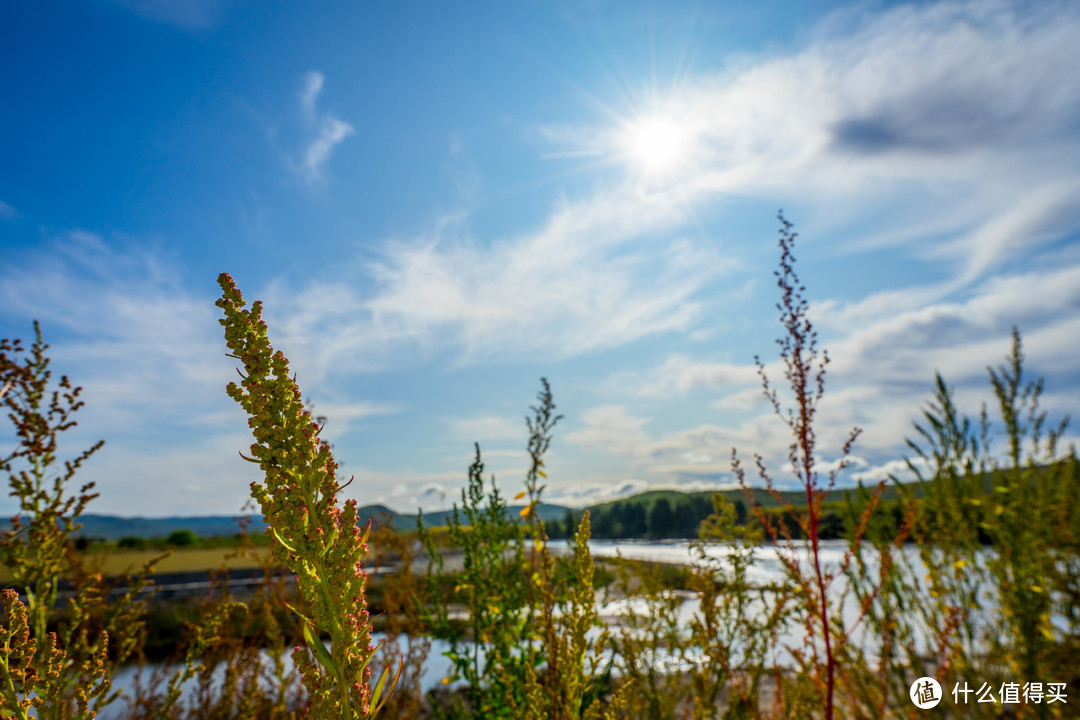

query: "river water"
left=99, top=538, right=986, bottom=716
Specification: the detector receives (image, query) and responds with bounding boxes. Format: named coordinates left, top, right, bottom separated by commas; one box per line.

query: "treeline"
left=545, top=456, right=1078, bottom=545
left=546, top=493, right=859, bottom=541
left=548, top=494, right=727, bottom=540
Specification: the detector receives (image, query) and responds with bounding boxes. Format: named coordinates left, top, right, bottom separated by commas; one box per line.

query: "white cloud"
left=944, top=181, right=1080, bottom=284
left=79, top=431, right=259, bottom=517
left=579, top=244, right=1080, bottom=495
left=364, top=228, right=720, bottom=366
left=322, top=0, right=1080, bottom=502
left=294, top=71, right=354, bottom=185
left=363, top=471, right=489, bottom=513
left=548, top=0, right=1080, bottom=283
left=545, top=478, right=650, bottom=508
left=258, top=208, right=731, bottom=381
left=564, top=406, right=653, bottom=462
left=304, top=399, right=402, bottom=439
left=110, top=0, right=226, bottom=29
left=0, top=234, right=402, bottom=516
left=713, top=388, right=767, bottom=412
left=629, top=353, right=760, bottom=398
left=852, top=457, right=932, bottom=485
left=821, top=263, right=1080, bottom=389
left=0, top=200, right=15, bottom=221
left=299, top=72, right=324, bottom=123
left=257, top=0, right=1080, bottom=382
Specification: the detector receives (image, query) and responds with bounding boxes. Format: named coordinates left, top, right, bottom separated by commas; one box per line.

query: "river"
left=98, top=538, right=987, bottom=716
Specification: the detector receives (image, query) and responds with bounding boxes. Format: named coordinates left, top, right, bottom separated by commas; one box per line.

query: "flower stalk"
left=216, top=273, right=399, bottom=719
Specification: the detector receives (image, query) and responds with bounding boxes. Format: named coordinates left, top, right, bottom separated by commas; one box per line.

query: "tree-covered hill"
left=16, top=481, right=917, bottom=542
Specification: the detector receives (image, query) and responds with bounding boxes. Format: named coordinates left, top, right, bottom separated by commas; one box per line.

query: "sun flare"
left=621, top=113, right=693, bottom=177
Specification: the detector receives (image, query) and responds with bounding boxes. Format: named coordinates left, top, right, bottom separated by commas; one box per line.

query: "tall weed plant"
left=418, top=380, right=630, bottom=719
left=722, top=214, right=883, bottom=719
left=843, top=330, right=1077, bottom=719
left=0, top=324, right=162, bottom=720
left=216, top=273, right=401, bottom=718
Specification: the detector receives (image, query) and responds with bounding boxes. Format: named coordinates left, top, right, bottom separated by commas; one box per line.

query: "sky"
left=1, top=0, right=1078, bottom=518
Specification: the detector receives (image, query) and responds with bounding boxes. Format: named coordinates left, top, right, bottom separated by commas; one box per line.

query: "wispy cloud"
left=564, top=406, right=653, bottom=462
left=109, top=0, right=227, bottom=30
left=259, top=205, right=732, bottom=382
left=303, top=399, right=403, bottom=439
left=294, top=71, right=354, bottom=185
left=0, top=200, right=16, bottom=221
left=527, top=0, right=1080, bottom=498
left=0, top=234, right=397, bottom=516
left=581, top=253, right=1080, bottom=494
left=257, top=0, right=1080, bottom=505
left=625, top=354, right=759, bottom=399
left=545, top=0, right=1080, bottom=283
left=362, top=219, right=720, bottom=365
left=545, top=478, right=650, bottom=508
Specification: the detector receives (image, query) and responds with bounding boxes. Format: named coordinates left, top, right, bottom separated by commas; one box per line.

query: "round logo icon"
left=910, top=677, right=942, bottom=709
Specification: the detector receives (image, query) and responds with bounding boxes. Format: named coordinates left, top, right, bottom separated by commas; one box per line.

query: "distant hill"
left=0, top=502, right=570, bottom=540
left=0, top=514, right=265, bottom=541
left=0, top=483, right=915, bottom=541
left=551, top=482, right=925, bottom=540
left=584, top=482, right=917, bottom=515
left=388, top=502, right=570, bottom=532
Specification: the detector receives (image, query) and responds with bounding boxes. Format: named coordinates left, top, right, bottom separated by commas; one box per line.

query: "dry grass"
left=0, top=547, right=272, bottom=583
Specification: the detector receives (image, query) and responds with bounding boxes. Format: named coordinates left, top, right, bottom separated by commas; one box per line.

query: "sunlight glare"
left=624, top=114, right=691, bottom=175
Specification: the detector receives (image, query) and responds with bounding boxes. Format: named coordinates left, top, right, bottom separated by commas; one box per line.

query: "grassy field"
left=0, top=547, right=274, bottom=583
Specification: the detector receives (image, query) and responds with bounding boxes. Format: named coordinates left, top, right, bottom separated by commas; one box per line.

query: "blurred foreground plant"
left=0, top=323, right=161, bottom=720
left=725, top=213, right=897, bottom=719
left=419, top=379, right=629, bottom=719
left=848, top=330, right=1078, bottom=719
left=217, top=273, right=401, bottom=719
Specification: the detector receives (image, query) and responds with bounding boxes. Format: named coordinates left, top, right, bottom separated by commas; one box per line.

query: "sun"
left=620, top=113, right=694, bottom=177
left=539, top=75, right=702, bottom=188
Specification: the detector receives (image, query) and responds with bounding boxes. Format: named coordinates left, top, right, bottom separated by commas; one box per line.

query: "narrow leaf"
left=302, top=621, right=342, bottom=685
left=282, top=601, right=307, bottom=623
left=370, top=652, right=404, bottom=714
left=270, top=526, right=298, bottom=554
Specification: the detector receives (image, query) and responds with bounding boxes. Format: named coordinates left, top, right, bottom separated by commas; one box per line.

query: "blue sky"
left=2, top=0, right=1078, bottom=518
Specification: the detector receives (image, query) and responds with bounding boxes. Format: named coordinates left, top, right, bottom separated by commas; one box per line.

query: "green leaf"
left=302, top=621, right=342, bottom=686
left=282, top=601, right=308, bottom=624
left=321, top=525, right=339, bottom=557
left=270, top=526, right=298, bottom=554
left=369, top=652, right=404, bottom=715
